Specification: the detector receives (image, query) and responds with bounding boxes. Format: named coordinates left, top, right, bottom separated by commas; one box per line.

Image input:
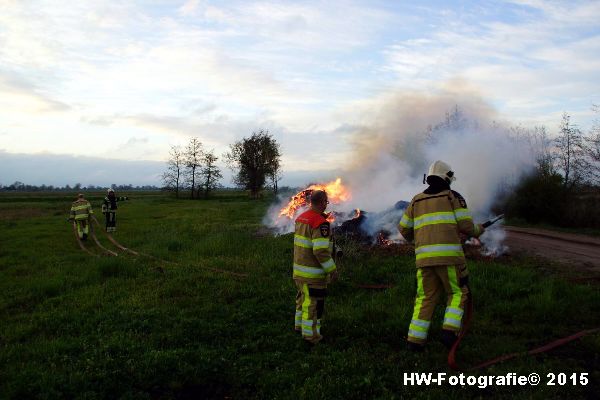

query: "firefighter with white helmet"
left=293, top=190, right=338, bottom=345
left=69, top=193, right=94, bottom=241
left=101, top=188, right=129, bottom=233
left=399, top=160, right=485, bottom=351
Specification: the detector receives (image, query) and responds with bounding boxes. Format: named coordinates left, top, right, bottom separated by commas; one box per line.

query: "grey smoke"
left=265, top=85, right=535, bottom=254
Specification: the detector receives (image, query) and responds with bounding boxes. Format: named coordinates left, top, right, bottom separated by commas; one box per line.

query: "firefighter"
left=101, top=188, right=129, bottom=233
left=293, top=190, right=338, bottom=344
left=69, top=193, right=94, bottom=241
left=399, top=160, right=485, bottom=352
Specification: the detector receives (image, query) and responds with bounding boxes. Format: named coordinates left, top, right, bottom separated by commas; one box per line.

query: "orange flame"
left=377, top=232, right=393, bottom=246
left=278, top=178, right=351, bottom=220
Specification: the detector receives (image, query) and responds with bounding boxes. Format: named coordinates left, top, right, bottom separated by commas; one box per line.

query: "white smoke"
left=265, top=83, right=536, bottom=253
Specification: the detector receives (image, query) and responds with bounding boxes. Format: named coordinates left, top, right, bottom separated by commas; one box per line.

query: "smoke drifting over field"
left=265, top=85, right=535, bottom=253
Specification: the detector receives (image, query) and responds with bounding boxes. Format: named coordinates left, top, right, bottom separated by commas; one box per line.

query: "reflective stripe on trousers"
left=407, top=265, right=469, bottom=344
left=294, top=281, right=325, bottom=343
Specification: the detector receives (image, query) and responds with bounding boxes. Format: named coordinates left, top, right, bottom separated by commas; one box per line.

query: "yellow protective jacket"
left=70, top=199, right=93, bottom=221
left=293, top=208, right=337, bottom=284
left=399, top=189, right=482, bottom=268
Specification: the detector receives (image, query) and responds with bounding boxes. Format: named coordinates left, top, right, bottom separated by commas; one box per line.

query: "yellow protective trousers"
left=75, top=219, right=89, bottom=239
left=294, top=280, right=326, bottom=344
left=407, top=265, right=469, bottom=344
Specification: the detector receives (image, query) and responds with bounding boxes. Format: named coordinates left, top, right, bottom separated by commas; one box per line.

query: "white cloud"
left=381, top=1, right=600, bottom=129
left=0, top=0, right=599, bottom=187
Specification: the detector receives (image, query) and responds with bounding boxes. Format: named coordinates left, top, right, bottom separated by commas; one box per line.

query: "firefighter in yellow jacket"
left=399, top=161, right=485, bottom=351
left=69, top=193, right=94, bottom=241
left=293, top=190, right=338, bottom=344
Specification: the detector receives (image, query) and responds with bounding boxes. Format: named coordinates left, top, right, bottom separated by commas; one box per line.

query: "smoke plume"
left=265, top=83, right=535, bottom=253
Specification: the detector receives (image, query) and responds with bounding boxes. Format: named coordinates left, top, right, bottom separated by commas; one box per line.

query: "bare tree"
left=555, top=112, right=587, bottom=189
left=185, top=137, right=204, bottom=199
left=583, top=104, right=600, bottom=184
left=522, top=125, right=556, bottom=177
left=268, top=155, right=282, bottom=194
left=200, top=149, right=222, bottom=198
left=162, top=145, right=184, bottom=198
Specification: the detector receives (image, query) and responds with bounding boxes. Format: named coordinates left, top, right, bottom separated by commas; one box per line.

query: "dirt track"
left=504, top=226, right=600, bottom=273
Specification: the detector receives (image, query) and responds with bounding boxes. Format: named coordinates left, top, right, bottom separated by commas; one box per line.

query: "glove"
left=329, top=270, right=339, bottom=283
left=477, top=223, right=486, bottom=236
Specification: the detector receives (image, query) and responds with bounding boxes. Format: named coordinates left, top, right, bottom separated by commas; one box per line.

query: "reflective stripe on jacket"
left=293, top=208, right=336, bottom=284
left=102, top=196, right=128, bottom=213
left=70, top=199, right=93, bottom=220
left=399, top=190, right=481, bottom=268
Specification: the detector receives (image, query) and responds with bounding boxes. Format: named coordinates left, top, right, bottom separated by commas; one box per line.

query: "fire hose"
left=448, top=214, right=502, bottom=369
left=90, top=215, right=247, bottom=277
left=91, top=215, right=139, bottom=255
left=90, top=221, right=118, bottom=256
left=71, top=220, right=97, bottom=257
left=448, top=214, right=600, bottom=370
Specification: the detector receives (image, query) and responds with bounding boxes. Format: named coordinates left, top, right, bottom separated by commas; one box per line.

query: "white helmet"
left=107, top=188, right=115, bottom=194
left=427, top=160, right=456, bottom=183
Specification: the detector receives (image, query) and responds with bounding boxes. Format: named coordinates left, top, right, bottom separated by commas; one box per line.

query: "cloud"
left=1, top=0, right=599, bottom=189
left=0, top=70, right=70, bottom=112
left=380, top=1, right=600, bottom=127
left=0, top=150, right=166, bottom=187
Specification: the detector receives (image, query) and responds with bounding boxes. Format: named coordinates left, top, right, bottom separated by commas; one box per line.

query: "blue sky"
left=1, top=0, right=599, bottom=187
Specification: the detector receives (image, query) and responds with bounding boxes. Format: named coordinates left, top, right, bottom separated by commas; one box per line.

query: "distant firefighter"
left=101, top=188, right=129, bottom=233
left=399, top=160, right=485, bottom=352
left=69, top=193, right=94, bottom=241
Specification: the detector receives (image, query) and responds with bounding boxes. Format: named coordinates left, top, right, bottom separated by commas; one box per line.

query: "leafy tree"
left=225, top=130, right=281, bottom=198
left=505, top=169, right=565, bottom=225
left=162, top=145, right=184, bottom=198
left=185, top=137, right=204, bottom=199
left=200, top=149, right=222, bottom=198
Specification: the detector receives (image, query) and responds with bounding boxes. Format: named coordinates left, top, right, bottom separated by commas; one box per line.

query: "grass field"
left=1, top=191, right=599, bottom=399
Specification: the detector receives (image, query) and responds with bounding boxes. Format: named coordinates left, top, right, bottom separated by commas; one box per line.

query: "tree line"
left=503, top=108, right=600, bottom=228
left=0, top=183, right=160, bottom=192
left=162, top=129, right=282, bottom=199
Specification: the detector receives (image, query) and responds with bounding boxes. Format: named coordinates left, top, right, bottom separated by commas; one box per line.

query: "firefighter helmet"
left=427, top=160, right=456, bottom=184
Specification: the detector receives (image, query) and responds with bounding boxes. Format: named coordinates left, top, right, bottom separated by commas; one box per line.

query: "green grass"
left=1, top=192, right=599, bottom=399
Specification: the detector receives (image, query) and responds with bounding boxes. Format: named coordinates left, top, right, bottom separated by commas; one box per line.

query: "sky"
left=1, top=0, right=599, bottom=187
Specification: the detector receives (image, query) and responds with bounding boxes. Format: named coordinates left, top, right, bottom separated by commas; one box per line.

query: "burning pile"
left=278, top=178, right=351, bottom=223
left=275, top=179, right=402, bottom=245
left=269, top=178, right=504, bottom=257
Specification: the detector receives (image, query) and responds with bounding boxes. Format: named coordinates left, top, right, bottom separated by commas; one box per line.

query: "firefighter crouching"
left=293, top=190, right=338, bottom=344
left=399, top=161, right=485, bottom=352
left=69, top=193, right=94, bottom=241
left=101, top=188, right=129, bottom=233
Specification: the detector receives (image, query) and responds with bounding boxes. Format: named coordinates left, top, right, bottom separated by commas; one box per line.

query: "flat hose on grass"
left=91, top=215, right=138, bottom=255
left=448, top=291, right=474, bottom=370
left=467, top=327, right=600, bottom=370
left=91, top=215, right=248, bottom=277
left=354, top=282, right=599, bottom=370
left=90, top=222, right=118, bottom=256
left=448, top=292, right=600, bottom=371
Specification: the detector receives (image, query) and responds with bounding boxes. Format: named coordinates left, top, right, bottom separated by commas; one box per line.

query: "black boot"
left=440, top=329, right=458, bottom=349
left=407, top=341, right=425, bottom=352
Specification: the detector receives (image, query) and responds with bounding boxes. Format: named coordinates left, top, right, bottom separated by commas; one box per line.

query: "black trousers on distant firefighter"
left=104, top=211, right=116, bottom=232
left=294, top=280, right=326, bottom=344
left=407, top=265, right=469, bottom=345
